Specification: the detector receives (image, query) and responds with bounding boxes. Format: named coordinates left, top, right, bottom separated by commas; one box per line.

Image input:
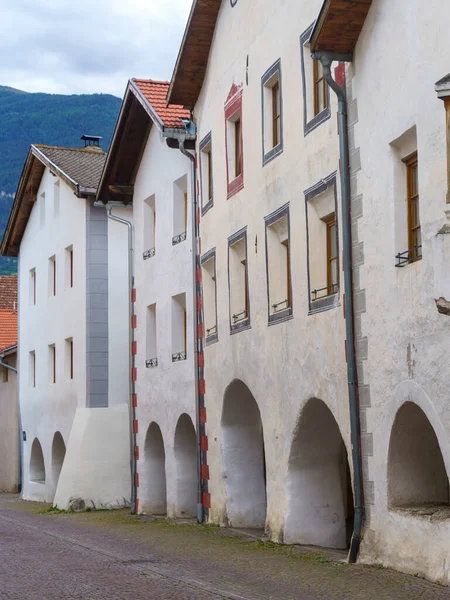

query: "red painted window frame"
left=224, top=85, right=244, bottom=199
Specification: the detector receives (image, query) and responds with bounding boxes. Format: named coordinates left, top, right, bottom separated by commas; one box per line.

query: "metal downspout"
left=312, top=51, right=365, bottom=563
left=104, top=205, right=137, bottom=514
left=178, top=139, right=204, bottom=524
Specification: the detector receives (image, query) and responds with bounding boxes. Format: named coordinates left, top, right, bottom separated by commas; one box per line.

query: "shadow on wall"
left=284, top=398, right=354, bottom=550
left=30, top=438, right=45, bottom=484
left=221, top=379, right=267, bottom=529
left=141, top=422, right=167, bottom=515
left=52, top=432, right=66, bottom=492
left=174, top=413, right=197, bottom=518
left=388, top=402, right=449, bottom=508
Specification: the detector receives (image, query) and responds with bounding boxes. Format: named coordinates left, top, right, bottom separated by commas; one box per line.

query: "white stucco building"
left=97, top=79, right=199, bottom=518
left=1, top=141, right=131, bottom=508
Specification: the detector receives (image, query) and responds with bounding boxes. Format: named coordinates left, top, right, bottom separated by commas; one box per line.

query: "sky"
left=0, top=0, right=192, bottom=98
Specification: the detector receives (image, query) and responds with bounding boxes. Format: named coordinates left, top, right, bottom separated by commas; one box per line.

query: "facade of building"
left=1, top=143, right=131, bottom=508
left=97, top=79, right=199, bottom=518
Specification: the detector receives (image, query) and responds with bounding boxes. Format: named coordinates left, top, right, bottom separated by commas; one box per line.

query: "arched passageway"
left=388, top=402, right=449, bottom=507
left=142, top=422, right=167, bottom=515
left=52, top=432, right=66, bottom=489
left=174, top=414, right=197, bottom=517
left=30, top=438, right=46, bottom=483
left=221, top=380, right=266, bottom=528
left=285, top=399, right=353, bottom=549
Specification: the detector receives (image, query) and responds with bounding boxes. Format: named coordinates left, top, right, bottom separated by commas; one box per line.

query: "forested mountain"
left=0, top=85, right=121, bottom=274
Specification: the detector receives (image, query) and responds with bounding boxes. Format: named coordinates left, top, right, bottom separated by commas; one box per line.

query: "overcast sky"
left=0, top=0, right=192, bottom=98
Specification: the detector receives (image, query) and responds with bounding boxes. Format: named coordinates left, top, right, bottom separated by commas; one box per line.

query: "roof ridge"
left=132, top=78, right=170, bottom=85
left=34, top=144, right=105, bottom=154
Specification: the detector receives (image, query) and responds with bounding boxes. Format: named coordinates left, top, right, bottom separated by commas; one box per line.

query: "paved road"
left=0, top=495, right=449, bottom=600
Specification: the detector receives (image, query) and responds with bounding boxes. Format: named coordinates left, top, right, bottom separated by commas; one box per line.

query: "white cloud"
left=0, top=0, right=192, bottom=97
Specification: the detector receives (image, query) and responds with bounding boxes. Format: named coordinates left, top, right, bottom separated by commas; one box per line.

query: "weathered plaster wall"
left=0, top=355, right=19, bottom=492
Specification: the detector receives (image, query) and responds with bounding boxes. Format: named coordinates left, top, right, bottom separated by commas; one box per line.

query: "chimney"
left=80, top=134, right=103, bottom=150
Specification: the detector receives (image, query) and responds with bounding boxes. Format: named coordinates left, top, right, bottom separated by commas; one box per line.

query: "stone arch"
left=284, top=399, right=353, bottom=549
left=142, top=422, right=167, bottom=515
left=174, top=413, right=197, bottom=518
left=221, top=379, right=266, bottom=528
left=29, top=438, right=45, bottom=483
left=388, top=401, right=449, bottom=508
left=51, top=432, right=66, bottom=489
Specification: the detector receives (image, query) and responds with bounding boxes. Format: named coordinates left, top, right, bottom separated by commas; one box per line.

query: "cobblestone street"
left=0, top=494, right=449, bottom=600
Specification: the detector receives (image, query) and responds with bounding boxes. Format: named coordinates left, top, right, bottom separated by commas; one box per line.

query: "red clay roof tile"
left=132, top=79, right=190, bottom=129
left=0, top=276, right=18, bottom=312
left=0, top=310, right=17, bottom=352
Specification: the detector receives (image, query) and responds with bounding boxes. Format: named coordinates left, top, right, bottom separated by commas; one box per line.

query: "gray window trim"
left=227, top=227, right=251, bottom=334
left=261, top=58, right=283, bottom=166
left=264, top=203, right=293, bottom=326
left=199, top=132, right=214, bottom=216
left=300, top=23, right=331, bottom=137
left=201, top=247, right=218, bottom=345
left=304, top=172, right=340, bottom=315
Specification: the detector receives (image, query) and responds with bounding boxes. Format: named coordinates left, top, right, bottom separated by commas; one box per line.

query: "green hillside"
left=0, top=86, right=121, bottom=274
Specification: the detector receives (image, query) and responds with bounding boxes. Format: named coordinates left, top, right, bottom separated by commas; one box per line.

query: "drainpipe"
left=94, top=200, right=137, bottom=514
left=163, top=122, right=204, bottom=523
left=311, top=51, right=364, bottom=563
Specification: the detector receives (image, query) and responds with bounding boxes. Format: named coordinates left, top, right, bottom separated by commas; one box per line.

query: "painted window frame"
left=261, top=58, right=284, bottom=166
left=225, top=85, right=244, bottom=199
left=300, top=23, right=331, bottom=136
left=264, top=203, right=293, bottom=325
left=200, top=132, right=214, bottom=216
left=405, top=151, right=422, bottom=263
left=305, top=173, right=340, bottom=314
left=201, top=247, right=218, bottom=346
left=227, top=227, right=250, bottom=334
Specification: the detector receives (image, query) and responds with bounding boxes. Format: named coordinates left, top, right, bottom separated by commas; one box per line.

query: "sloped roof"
left=0, top=276, right=18, bottom=311
left=34, top=145, right=106, bottom=191
left=132, top=79, right=190, bottom=128
left=0, top=309, right=17, bottom=352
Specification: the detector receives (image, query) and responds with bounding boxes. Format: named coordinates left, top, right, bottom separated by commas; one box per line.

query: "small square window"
left=201, top=248, right=218, bottom=345
left=228, top=228, right=250, bottom=333
left=265, top=204, right=292, bottom=324
left=262, top=59, right=283, bottom=165
left=200, top=133, right=214, bottom=215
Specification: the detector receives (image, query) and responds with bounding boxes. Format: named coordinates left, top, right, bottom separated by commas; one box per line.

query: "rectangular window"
left=201, top=248, right=218, bottom=344
left=30, top=268, right=36, bottom=306
left=65, top=246, right=73, bottom=288
left=143, top=195, right=156, bottom=259
left=49, top=256, right=56, bottom=296
left=313, top=59, right=327, bottom=116
left=172, top=293, right=187, bottom=361
left=305, top=174, right=340, bottom=313
left=406, top=152, right=421, bottom=262
left=225, top=84, right=244, bottom=198
left=262, top=59, right=283, bottom=164
left=49, top=344, right=56, bottom=384
left=65, top=338, right=73, bottom=380
left=265, top=205, right=292, bottom=324
left=173, top=176, right=188, bottom=245
left=54, top=180, right=60, bottom=218
left=146, top=303, right=158, bottom=368
left=29, top=351, right=36, bottom=388
left=228, top=228, right=249, bottom=332
left=40, top=192, right=46, bottom=228
left=200, top=132, right=214, bottom=214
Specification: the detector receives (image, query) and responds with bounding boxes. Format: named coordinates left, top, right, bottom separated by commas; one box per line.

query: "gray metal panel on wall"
left=86, top=201, right=108, bottom=408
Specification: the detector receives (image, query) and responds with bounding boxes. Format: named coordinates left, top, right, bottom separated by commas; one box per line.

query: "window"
left=406, top=152, right=421, bottom=262
left=228, top=228, right=250, bottom=332
left=173, top=176, right=188, bottom=245
left=49, top=255, right=56, bottom=297
left=40, top=192, right=46, bottom=228
left=49, top=344, right=56, bottom=384
left=200, top=133, right=214, bottom=215
left=65, top=338, right=73, bottom=380
left=29, top=351, right=36, bottom=388
left=172, top=294, right=187, bottom=361
left=146, top=303, right=158, bottom=368
left=54, top=180, right=60, bottom=217
left=225, top=84, right=244, bottom=198
left=265, top=204, right=292, bottom=324
left=30, top=268, right=36, bottom=306
left=300, top=24, right=331, bottom=135
left=201, top=248, right=218, bottom=345
left=143, top=195, right=156, bottom=259
left=65, top=246, right=73, bottom=288
left=262, top=59, right=283, bottom=164
left=305, top=174, right=340, bottom=313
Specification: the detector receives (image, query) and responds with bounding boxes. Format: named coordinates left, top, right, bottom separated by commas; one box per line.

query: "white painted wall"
left=0, top=354, right=19, bottom=492
left=133, top=123, right=197, bottom=518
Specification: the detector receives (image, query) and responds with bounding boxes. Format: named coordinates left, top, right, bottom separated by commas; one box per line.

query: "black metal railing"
left=172, top=351, right=187, bottom=362
left=172, top=231, right=187, bottom=246
left=146, top=358, right=158, bottom=368
left=272, top=299, right=288, bottom=312
left=311, top=283, right=338, bottom=301
left=395, top=245, right=422, bottom=267
left=206, top=325, right=217, bottom=336
left=232, top=309, right=248, bottom=324
left=143, top=247, right=155, bottom=260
